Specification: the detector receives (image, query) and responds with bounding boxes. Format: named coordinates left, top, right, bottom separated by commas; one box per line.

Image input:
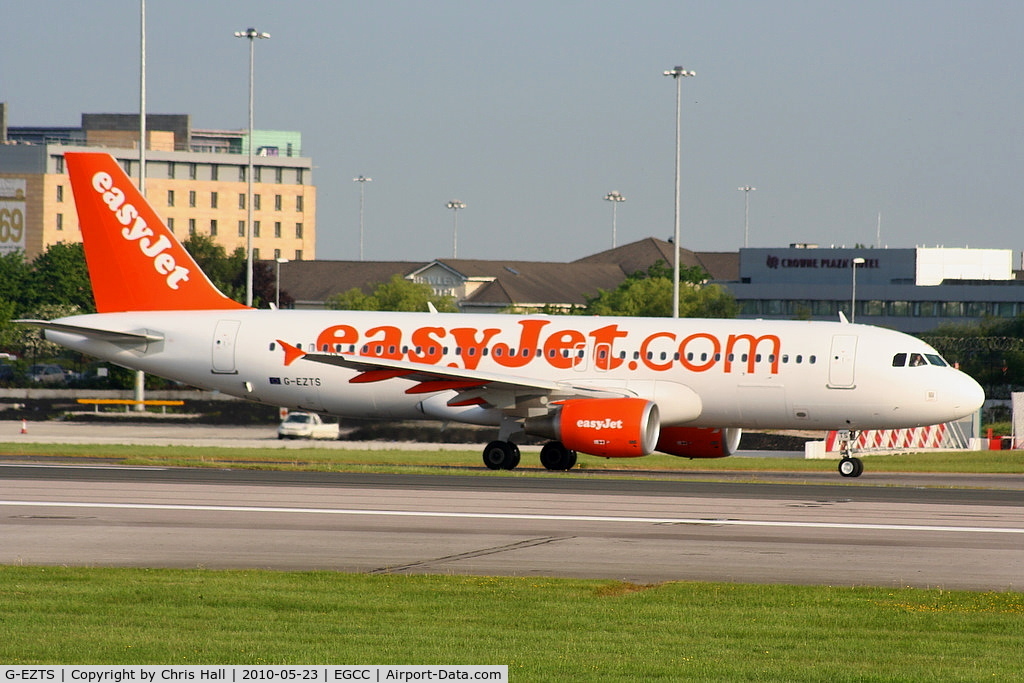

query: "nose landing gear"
left=836, top=429, right=863, bottom=477
left=838, top=456, right=864, bottom=477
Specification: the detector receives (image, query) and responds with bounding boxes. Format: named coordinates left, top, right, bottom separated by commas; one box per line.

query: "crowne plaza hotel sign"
left=766, top=254, right=879, bottom=270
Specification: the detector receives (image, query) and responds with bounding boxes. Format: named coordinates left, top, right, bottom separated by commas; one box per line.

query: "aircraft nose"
left=953, top=371, right=985, bottom=416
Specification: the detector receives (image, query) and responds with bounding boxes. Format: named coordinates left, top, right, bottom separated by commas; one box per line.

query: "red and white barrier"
left=824, top=424, right=951, bottom=452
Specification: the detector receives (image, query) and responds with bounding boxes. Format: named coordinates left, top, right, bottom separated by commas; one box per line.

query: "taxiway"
left=2, top=464, right=1021, bottom=590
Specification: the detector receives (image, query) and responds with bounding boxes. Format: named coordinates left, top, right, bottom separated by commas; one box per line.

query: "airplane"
left=20, top=152, right=985, bottom=477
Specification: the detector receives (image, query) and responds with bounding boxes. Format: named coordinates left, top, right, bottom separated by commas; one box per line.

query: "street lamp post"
left=275, top=258, right=288, bottom=309
left=353, top=175, right=371, bottom=260
left=664, top=66, right=695, bottom=318
left=738, top=186, right=756, bottom=248
left=446, top=200, right=466, bottom=258
left=604, top=191, right=625, bottom=248
left=851, top=257, right=866, bottom=323
left=234, top=27, right=270, bottom=307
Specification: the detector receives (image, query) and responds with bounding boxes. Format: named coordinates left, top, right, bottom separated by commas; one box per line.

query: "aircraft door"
left=212, top=319, right=241, bottom=374
left=828, top=334, right=858, bottom=388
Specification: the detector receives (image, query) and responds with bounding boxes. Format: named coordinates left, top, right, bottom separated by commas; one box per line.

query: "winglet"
left=64, top=152, right=249, bottom=313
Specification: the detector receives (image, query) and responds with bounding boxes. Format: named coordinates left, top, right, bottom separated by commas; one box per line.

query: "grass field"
left=1, top=567, right=1022, bottom=679
left=1, top=440, right=1022, bottom=475
left=2, top=442, right=1021, bottom=676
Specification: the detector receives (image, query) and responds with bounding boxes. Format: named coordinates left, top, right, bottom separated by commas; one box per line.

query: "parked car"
left=277, top=412, right=340, bottom=440
left=0, top=364, right=17, bottom=383
left=27, top=364, right=66, bottom=384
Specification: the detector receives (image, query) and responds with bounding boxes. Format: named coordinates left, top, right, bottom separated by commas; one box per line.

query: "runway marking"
left=2, top=500, right=1024, bottom=535
left=0, top=464, right=166, bottom=471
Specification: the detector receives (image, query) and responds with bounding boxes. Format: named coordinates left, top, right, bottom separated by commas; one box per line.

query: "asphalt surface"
left=1, top=421, right=1022, bottom=589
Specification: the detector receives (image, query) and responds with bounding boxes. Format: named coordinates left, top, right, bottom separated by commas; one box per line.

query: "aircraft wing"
left=16, top=319, right=164, bottom=345
left=282, top=340, right=634, bottom=413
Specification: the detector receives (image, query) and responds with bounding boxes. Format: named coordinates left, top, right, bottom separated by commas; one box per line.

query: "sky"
left=2, top=1, right=1022, bottom=263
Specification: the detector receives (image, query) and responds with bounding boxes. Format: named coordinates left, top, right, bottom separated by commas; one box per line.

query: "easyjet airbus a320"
left=22, top=153, right=984, bottom=477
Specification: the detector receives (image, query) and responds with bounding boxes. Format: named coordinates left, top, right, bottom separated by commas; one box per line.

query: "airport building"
left=0, top=106, right=317, bottom=261
left=280, top=238, right=1024, bottom=335
left=726, top=244, right=1024, bottom=333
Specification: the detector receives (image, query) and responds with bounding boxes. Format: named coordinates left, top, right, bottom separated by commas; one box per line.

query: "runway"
left=1, top=464, right=1022, bottom=590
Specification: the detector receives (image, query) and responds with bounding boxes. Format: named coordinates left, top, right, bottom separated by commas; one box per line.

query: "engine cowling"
left=524, top=398, right=660, bottom=458
left=656, top=427, right=742, bottom=459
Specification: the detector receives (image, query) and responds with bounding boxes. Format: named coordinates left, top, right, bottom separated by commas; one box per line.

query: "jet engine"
left=656, top=426, right=742, bottom=458
left=524, top=397, right=660, bottom=457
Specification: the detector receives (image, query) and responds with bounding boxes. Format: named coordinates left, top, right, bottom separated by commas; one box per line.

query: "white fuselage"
left=47, top=309, right=984, bottom=432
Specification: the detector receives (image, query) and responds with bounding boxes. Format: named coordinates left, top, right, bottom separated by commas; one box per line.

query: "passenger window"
left=893, top=353, right=907, bottom=367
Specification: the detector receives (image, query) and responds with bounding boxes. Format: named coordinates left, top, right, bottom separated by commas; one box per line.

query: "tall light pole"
left=234, top=27, right=270, bottom=307
left=353, top=175, right=371, bottom=260
left=139, top=0, right=146, bottom=196
left=664, top=66, right=695, bottom=318
left=136, top=0, right=147, bottom=412
left=604, top=191, right=625, bottom=248
left=275, top=258, right=288, bottom=309
left=851, top=257, right=866, bottom=323
left=446, top=200, right=466, bottom=258
left=738, top=186, right=755, bottom=248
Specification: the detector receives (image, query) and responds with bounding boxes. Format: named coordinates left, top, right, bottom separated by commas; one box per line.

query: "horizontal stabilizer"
left=15, top=319, right=163, bottom=345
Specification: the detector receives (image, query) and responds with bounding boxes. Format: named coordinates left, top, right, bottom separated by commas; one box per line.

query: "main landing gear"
left=539, top=441, right=577, bottom=471
left=482, top=440, right=520, bottom=470
left=480, top=440, right=578, bottom=471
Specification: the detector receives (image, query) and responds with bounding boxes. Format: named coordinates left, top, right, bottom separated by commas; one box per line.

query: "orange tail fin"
left=65, top=152, right=248, bottom=312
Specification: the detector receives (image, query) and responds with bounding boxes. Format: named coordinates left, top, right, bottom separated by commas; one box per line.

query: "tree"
left=180, top=234, right=294, bottom=308
left=326, top=275, right=458, bottom=312
left=584, top=260, right=738, bottom=318
left=0, top=251, right=31, bottom=313
left=326, top=287, right=380, bottom=311
left=182, top=234, right=246, bottom=304
left=25, top=242, right=94, bottom=313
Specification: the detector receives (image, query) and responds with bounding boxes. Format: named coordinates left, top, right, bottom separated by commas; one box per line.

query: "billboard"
left=0, top=178, right=26, bottom=255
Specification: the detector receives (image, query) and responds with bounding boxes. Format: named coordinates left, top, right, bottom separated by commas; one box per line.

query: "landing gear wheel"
left=540, top=441, right=578, bottom=471
left=838, top=456, right=863, bottom=478
left=483, top=440, right=520, bottom=470
left=506, top=442, right=521, bottom=469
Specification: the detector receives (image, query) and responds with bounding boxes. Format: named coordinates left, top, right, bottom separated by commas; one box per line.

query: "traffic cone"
left=20, top=419, right=27, bottom=434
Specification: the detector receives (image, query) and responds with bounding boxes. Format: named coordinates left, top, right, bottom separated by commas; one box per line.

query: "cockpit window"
left=895, top=351, right=951, bottom=368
